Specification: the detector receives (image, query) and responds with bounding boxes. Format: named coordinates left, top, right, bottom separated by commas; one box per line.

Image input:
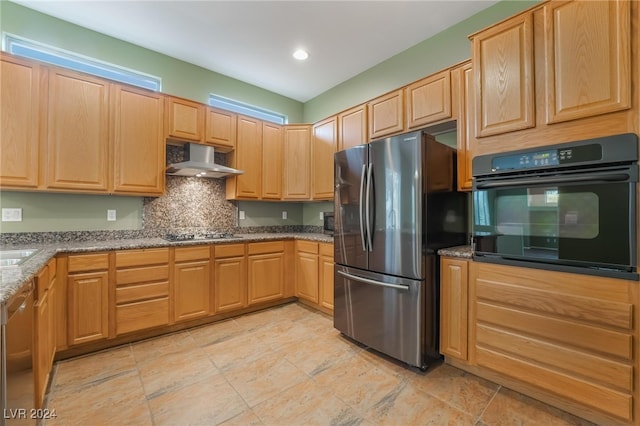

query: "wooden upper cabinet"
left=472, top=12, right=534, bottom=137
left=0, top=53, right=41, bottom=189
left=312, top=116, right=337, bottom=200
left=165, top=96, right=204, bottom=142
left=543, top=0, right=630, bottom=124
left=226, top=115, right=262, bottom=199
left=45, top=68, right=110, bottom=192
left=455, top=61, right=473, bottom=191
left=368, top=89, right=405, bottom=141
left=338, top=103, right=367, bottom=151
left=261, top=121, right=283, bottom=199
left=205, top=107, right=237, bottom=151
left=111, top=85, right=165, bottom=196
left=283, top=125, right=311, bottom=200
left=406, top=70, right=453, bottom=129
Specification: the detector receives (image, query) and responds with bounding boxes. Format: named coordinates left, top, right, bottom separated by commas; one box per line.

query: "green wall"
left=303, top=0, right=539, bottom=123
left=0, top=0, right=537, bottom=233
left=0, top=192, right=142, bottom=232
left=0, top=1, right=304, bottom=123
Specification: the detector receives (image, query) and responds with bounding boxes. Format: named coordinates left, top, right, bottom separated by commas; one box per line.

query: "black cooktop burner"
left=163, top=232, right=236, bottom=242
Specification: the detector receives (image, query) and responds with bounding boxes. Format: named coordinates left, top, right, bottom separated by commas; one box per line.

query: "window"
left=2, top=33, right=161, bottom=91
left=209, top=94, right=287, bottom=124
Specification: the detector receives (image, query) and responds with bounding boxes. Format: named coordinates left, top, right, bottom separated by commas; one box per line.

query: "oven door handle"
left=475, top=173, right=632, bottom=189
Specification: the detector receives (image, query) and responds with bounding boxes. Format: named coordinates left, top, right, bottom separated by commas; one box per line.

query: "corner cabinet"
left=0, top=53, right=41, bottom=189
left=45, top=68, right=111, bottom=192
left=112, top=85, right=165, bottom=196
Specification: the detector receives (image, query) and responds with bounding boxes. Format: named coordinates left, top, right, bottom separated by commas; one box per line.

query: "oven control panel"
left=492, top=143, right=602, bottom=171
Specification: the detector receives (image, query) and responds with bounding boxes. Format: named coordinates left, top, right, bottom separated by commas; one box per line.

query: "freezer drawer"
left=334, top=265, right=431, bottom=369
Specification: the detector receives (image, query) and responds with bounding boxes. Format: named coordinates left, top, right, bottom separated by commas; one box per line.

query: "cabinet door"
left=544, top=0, right=630, bottom=124
left=261, top=121, right=283, bottom=199
left=312, top=116, right=337, bottom=200
left=283, top=125, right=311, bottom=199
left=46, top=68, right=110, bottom=192
left=205, top=107, right=236, bottom=151
left=368, top=89, right=404, bottom=141
left=456, top=61, right=473, bottom=191
left=214, top=256, right=247, bottom=313
left=248, top=252, right=284, bottom=305
left=319, top=244, right=334, bottom=311
left=440, top=258, right=468, bottom=360
left=34, top=289, right=50, bottom=408
left=338, top=103, right=367, bottom=151
left=112, top=84, right=165, bottom=195
left=296, top=251, right=319, bottom=304
left=68, top=270, right=109, bottom=345
left=0, top=54, right=41, bottom=188
left=228, top=115, right=262, bottom=199
left=165, top=96, right=204, bottom=142
left=406, top=70, right=452, bottom=129
left=472, top=13, right=534, bottom=137
left=174, top=260, right=211, bottom=322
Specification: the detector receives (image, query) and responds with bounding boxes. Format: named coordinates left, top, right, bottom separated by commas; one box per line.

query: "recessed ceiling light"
left=293, top=49, right=309, bottom=60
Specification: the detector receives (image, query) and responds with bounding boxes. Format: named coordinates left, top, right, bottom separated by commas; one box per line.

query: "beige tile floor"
left=44, top=302, right=595, bottom=426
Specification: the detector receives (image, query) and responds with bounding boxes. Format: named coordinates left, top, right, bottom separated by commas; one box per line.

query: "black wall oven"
left=472, top=133, right=638, bottom=280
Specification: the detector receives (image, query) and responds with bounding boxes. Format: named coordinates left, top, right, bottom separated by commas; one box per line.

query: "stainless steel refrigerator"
left=334, top=130, right=467, bottom=370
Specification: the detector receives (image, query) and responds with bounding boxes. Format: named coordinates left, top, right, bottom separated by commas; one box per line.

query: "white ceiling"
left=11, top=0, right=499, bottom=102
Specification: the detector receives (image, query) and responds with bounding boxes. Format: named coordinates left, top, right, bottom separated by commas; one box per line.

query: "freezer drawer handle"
left=337, top=270, right=410, bottom=291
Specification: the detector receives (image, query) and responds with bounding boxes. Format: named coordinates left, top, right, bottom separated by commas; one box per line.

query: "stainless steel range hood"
left=166, top=143, right=243, bottom=178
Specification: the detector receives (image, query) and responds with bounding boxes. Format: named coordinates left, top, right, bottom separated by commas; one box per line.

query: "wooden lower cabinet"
left=214, top=244, right=247, bottom=313
left=173, top=246, right=211, bottom=322
left=248, top=241, right=285, bottom=305
left=464, top=261, right=638, bottom=425
left=34, top=259, right=56, bottom=408
left=439, top=257, right=468, bottom=361
left=66, top=253, right=110, bottom=346
left=295, top=241, right=334, bottom=313
left=115, top=248, right=170, bottom=334
left=318, top=243, right=334, bottom=312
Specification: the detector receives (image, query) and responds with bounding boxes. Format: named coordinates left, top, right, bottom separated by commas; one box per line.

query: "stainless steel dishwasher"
left=1, top=283, right=35, bottom=426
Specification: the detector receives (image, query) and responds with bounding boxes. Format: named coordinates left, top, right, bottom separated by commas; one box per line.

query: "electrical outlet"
left=239, top=210, right=246, bottom=220
left=107, top=209, right=117, bottom=221
left=1, top=208, right=22, bottom=222
left=319, top=212, right=324, bottom=220
left=282, top=211, right=287, bottom=220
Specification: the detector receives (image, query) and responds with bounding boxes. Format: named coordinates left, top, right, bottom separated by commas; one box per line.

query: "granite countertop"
left=437, top=245, right=473, bottom=259
left=0, top=233, right=333, bottom=307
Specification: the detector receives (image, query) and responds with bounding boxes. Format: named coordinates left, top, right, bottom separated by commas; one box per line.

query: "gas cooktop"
left=162, top=232, right=237, bottom=242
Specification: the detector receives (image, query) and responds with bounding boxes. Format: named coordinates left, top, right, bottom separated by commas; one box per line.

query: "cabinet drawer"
left=319, top=243, right=333, bottom=257
left=215, top=244, right=245, bottom=258
left=116, top=298, right=169, bottom=335
left=247, top=241, right=285, bottom=255
left=68, top=253, right=109, bottom=273
left=175, top=245, right=211, bottom=262
left=116, top=265, right=169, bottom=285
left=296, top=240, right=318, bottom=254
left=116, top=281, right=169, bottom=304
left=115, top=248, right=169, bottom=268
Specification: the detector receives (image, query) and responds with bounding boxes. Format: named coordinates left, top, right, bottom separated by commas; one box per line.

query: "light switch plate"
left=107, top=209, right=117, bottom=221
left=2, top=208, right=22, bottom=222
left=319, top=212, right=324, bottom=220
left=282, top=211, right=287, bottom=220
left=239, top=211, right=246, bottom=220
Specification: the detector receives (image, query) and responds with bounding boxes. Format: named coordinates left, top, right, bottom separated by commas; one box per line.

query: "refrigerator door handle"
left=337, top=270, right=410, bottom=291
left=365, top=162, right=373, bottom=251
left=359, top=164, right=367, bottom=251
